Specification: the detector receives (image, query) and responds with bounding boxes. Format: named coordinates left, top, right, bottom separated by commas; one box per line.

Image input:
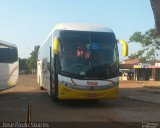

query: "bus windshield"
left=59, top=30, right=119, bottom=79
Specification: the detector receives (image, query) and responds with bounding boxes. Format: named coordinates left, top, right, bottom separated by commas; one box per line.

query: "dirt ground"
left=0, top=75, right=160, bottom=128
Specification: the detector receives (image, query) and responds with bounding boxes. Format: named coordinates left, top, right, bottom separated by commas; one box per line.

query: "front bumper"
left=57, top=82, right=119, bottom=100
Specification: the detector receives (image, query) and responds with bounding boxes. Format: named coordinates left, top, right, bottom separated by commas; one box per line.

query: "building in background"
left=119, top=59, right=139, bottom=80
left=134, top=62, right=160, bottom=81
left=119, top=59, right=160, bottom=81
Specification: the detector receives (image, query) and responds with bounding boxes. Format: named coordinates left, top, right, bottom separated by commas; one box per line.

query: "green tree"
left=27, top=45, right=40, bottom=72
left=129, top=28, right=160, bottom=62
left=19, top=58, right=28, bottom=71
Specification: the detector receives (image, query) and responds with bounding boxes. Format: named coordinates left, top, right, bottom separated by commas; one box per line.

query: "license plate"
left=87, top=93, right=97, bottom=97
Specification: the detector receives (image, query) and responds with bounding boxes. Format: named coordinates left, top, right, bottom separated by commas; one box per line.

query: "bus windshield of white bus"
left=59, top=31, right=119, bottom=79
left=0, top=44, right=18, bottom=63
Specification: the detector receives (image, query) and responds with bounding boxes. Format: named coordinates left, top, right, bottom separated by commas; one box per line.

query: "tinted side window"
left=0, top=48, right=18, bottom=63
left=10, top=48, right=18, bottom=62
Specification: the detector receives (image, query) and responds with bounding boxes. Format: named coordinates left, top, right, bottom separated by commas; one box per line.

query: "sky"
left=0, top=0, right=155, bottom=60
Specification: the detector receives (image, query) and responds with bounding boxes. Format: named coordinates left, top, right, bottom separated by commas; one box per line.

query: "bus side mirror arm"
left=118, top=39, right=128, bottom=57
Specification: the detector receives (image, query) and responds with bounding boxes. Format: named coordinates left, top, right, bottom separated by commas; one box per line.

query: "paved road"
left=0, top=75, right=160, bottom=128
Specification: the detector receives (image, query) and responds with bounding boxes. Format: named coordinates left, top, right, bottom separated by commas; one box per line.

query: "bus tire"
left=51, top=95, right=59, bottom=102
left=40, top=86, right=44, bottom=90
left=39, top=76, right=44, bottom=90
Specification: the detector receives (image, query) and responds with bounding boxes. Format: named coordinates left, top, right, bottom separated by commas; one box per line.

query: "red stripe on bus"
left=71, top=78, right=78, bottom=86
left=9, top=64, right=19, bottom=76
left=105, top=79, right=115, bottom=84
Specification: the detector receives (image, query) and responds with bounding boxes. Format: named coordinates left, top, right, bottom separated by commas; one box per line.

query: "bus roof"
left=53, top=23, right=113, bottom=32
left=0, top=40, right=17, bottom=48
left=42, top=23, right=114, bottom=46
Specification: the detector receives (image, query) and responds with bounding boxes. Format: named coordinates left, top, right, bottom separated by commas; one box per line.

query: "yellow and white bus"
left=0, top=40, right=19, bottom=91
left=37, top=23, right=128, bottom=100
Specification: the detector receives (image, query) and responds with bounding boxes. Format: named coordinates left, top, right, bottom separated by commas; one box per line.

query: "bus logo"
left=86, top=81, right=98, bottom=86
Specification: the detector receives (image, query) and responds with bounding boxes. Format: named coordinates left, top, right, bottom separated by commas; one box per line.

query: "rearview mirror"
left=53, top=37, right=59, bottom=54
left=118, top=39, right=128, bottom=57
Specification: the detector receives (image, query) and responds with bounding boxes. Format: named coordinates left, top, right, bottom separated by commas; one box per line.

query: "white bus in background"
left=37, top=23, right=128, bottom=100
left=0, top=40, right=19, bottom=91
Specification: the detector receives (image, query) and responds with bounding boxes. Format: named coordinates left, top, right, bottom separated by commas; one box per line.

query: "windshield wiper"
left=60, top=71, right=81, bottom=78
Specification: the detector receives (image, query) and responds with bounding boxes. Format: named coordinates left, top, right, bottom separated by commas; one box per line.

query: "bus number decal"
left=86, top=81, right=98, bottom=86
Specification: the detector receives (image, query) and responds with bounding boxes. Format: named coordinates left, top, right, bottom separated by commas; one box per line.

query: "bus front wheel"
left=51, top=94, right=59, bottom=102
left=39, top=76, right=44, bottom=90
